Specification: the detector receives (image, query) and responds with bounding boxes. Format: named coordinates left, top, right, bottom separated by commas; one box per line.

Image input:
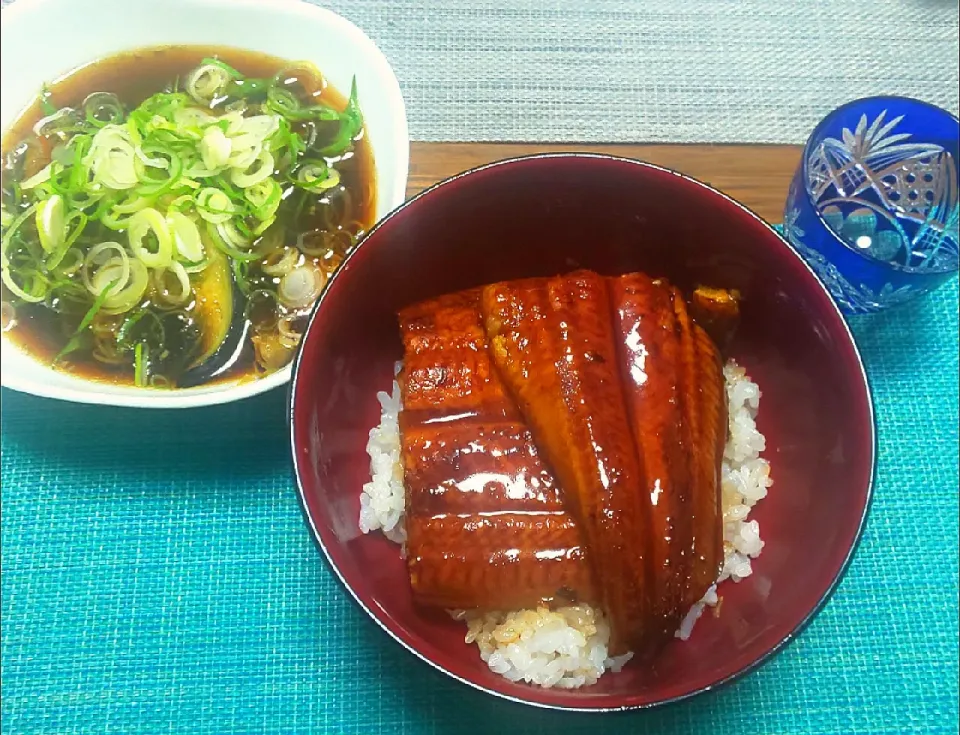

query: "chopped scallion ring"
left=128, top=207, right=174, bottom=268
left=36, top=194, right=66, bottom=254
left=167, top=211, right=205, bottom=264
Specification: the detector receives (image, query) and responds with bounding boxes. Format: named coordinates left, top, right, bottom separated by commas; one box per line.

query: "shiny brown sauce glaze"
left=399, top=272, right=734, bottom=657
left=480, top=272, right=650, bottom=655
left=399, top=289, right=596, bottom=611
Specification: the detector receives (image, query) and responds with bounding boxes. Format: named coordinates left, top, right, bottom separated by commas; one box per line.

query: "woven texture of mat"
left=1, top=2, right=959, bottom=732
left=2, top=0, right=959, bottom=143
left=2, top=274, right=958, bottom=734
left=310, top=0, right=960, bottom=143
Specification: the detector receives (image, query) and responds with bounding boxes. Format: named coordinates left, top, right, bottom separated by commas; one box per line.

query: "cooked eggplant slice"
left=178, top=249, right=250, bottom=388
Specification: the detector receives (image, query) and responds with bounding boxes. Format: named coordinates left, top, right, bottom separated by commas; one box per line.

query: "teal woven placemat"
left=2, top=275, right=958, bottom=734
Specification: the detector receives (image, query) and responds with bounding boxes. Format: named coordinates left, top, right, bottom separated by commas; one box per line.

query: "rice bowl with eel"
left=358, top=271, right=773, bottom=689
left=288, top=153, right=876, bottom=711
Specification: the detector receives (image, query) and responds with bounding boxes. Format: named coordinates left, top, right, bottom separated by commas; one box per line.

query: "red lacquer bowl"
left=288, top=155, right=875, bottom=711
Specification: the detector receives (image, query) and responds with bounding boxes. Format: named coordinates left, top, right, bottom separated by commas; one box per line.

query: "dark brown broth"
left=1, top=45, right=376, bottom=387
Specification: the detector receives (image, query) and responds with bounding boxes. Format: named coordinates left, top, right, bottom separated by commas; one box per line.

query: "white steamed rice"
left=357, top=384, right=406, bottom=544
left=358, top=359, right=772, bottom=688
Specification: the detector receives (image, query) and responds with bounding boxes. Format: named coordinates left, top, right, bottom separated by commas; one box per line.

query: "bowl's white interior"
left=0, top=0, right=408, bottom=408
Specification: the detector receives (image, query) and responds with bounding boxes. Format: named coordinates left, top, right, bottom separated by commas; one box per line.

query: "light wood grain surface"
left=407, top=143, right=802, bottom=223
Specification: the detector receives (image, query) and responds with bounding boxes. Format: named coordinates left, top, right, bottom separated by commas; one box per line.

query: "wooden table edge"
left=407, top=142, right=803, bottom=223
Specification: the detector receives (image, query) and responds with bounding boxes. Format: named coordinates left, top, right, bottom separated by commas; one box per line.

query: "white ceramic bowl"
left=0, top=0, right=408, bottom=408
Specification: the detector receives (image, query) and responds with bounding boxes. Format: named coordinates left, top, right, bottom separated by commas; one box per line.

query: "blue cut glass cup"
left=784, top=96, right=959, bottom=314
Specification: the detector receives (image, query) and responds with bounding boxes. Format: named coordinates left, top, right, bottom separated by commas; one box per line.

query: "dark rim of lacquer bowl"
left=287, top=153, right=877, bottom=712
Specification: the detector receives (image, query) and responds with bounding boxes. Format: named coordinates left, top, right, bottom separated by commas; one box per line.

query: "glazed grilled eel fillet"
left=610, top=275, right=727, bottom=646
left=399, top=273, right=731, bottom=655
left=399, top=289, right=596, bottom=611
left=480, top=273, right=649, bottom=654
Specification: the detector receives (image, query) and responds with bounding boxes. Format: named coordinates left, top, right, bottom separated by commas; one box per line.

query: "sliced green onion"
left=151, top=262, right=192, bottom=306
left=33, top=107, right=82, bottom=138
left=285, top=104, right=341, bottom=123
left=204, top=220, right=260, bottom=262
left=5, top=60, right=363, bottom=376
left=200, top=126, right=232, bottom=170
left=134, top=144, right=184, bottom=196
left=83, top=242, right=130, bottom=293
left=266, top=86, right=301, bottom=117
left=100, top=207, right=135, bottom=231
left=296, top=160, right=340, bottom=192
left=185, top=63, right=233, bottom=105
left=39, top=84, right=58, bottom=116
left=173, top=107, right=216, bottom=129
left=226, top=76, right=269, bottom=102
left=83, top=92, right=125, bottom=128
left=278, top=264, right=323, bottom=308
left=238, top=114, right=280, bottom=141
left=1, top=266, right=48, bottom=303
left=166, top=212, right=205, bottom=265
left=46, top=210, right=88, bottom=270
left=230, top=150, right=274, bottom=188
left=112, top=196, right=153, bottom=215
left=296, top=159, right=327, bottom=182
left=195, top=187, right=234, bottom=224
left=225, top=139, right=261, bottom=170
left=127, top=207, right=174, bottom=268
left=64, top=189, right=103, bottom=213
left=181, top=257, right=210, bottom=274
left=243, top=178, right=282, bottom=219
left=261, top=246, right=300, bottom=276
left=231, top=216, right=255, bottom=241
left=134, top=341, right=147, bottom=385
left=200, top=57, right=243, bottom=78
left=231, top=257, right=251, bottom=295
left=166, top=194, right=195, bottom=213
left=102, top=260, right=148, bottom=314
left=85, top=124, right=138, bottom=189
left=53, top=277, right=119, bottom=363
left=45, top=162, right=74, bottom=198
left=117, top=308, right=165, bottom=351
left=251, top=215, right=276, bottom=237
left=318, top=77, right=363, bottom=156
left=36, top=194, right=66, bottom=253
left=219, top=111, right=246, bottom=135
left=208, top=174, right=246, bottom=206
left=128, top=93, right=191, bottom=133
left=216, top=219, right=251, bottom=249
left=66, top=134, right=94, bottom=190
left=1, top=203, right=38, bottom=268
left=98, top=195, right=153, bottom=230
left=54, top=247, right=85, bottom=276
left=20, top=163, right=53, bottom=190
left=296, top=228, right=352, bottom=257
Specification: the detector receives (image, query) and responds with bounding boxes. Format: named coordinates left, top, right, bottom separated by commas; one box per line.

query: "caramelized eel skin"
left=609, top=274, right=690, bottom=647
left=480, top=272, right=648, bottom=654
left=407, top=512, right=595, bottom=610
left=399, top=290, right=596, bottom=611
left=673, top=291, right=727, bottom=603
left=398, top=273, right=732, bottom=658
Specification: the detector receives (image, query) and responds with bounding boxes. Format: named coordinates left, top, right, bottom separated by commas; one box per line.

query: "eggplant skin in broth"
left=0, top=46, right=375, bottom=388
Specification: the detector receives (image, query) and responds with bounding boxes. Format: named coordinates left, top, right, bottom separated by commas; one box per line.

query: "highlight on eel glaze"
left=397, top=269, right=739, bottom=658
